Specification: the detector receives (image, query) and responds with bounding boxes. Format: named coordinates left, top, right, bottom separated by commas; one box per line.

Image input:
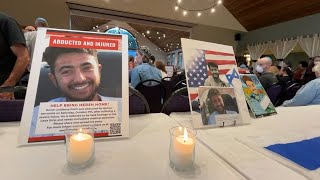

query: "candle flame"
left=79, top=128, right=83, bottom=132
left=183, top=128, right=188, bottom=142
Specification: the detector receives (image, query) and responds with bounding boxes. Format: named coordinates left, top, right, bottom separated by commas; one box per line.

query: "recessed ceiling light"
left=183, top=11, right=187, bottom=16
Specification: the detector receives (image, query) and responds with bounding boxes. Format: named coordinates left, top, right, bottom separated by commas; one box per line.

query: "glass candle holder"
left=169, top=126, right=197, bottom=171
left=65, top=127, right=95, bottom=169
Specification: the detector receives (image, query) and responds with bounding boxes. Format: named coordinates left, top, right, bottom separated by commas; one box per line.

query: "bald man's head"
left=257, top=57, right=272, bottom=72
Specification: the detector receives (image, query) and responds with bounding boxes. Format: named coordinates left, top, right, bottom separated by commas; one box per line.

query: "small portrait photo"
left=186, top=49, right=237, bottom=88
left=198, top=87, right=240, bottom=126
left=240, top=74, right=276, bottom=117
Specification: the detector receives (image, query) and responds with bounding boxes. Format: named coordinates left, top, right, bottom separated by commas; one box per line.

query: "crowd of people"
left=1, top=11, right=320, bottom=109
left=128, top=46, right=184, bottom=88
left=251, top=56, right=320, bottom=106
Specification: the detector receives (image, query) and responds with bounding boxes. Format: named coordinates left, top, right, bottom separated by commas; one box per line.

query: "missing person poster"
left=18, top=28, right=129, bottom=145
left=181, top=38, right=250, bottom=128
left=240, top=74, right=277, bottom=118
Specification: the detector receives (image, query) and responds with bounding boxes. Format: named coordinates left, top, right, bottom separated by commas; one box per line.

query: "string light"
left=183, top=10, right=187, bottom=16
left=174, top=0, right=222, bottom=17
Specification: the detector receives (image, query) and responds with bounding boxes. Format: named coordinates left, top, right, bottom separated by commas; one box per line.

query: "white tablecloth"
left=0, top=113, right=244, bottom=180
left=170, top=106, right=320, bottom=180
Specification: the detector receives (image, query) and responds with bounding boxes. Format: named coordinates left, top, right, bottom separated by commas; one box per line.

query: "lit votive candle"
left=66, top=128, right=95, bottom=168
left=169, top=127, right=196, bottom=170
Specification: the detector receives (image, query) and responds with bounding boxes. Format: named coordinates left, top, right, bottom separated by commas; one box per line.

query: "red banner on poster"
left=49, top=36, right=119, bottom=50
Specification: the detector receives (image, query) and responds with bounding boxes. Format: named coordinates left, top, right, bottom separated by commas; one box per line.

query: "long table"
left=0, top=113, right=245, bottom=180
left=170, top=106, right=320, bottom=180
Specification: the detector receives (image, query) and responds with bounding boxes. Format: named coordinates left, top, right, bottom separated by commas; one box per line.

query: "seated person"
left=154, top=60, right=168, bottom=78
left=293, top=61, right=308, bottom=83
left=277, top=67, right=293, bottom=87
left=131, top=46, right=161, bottom=88
left=302, top=56, right=320, bottom=85
left=283, top=64, right=320, bottom=106
left=267, top=65, right=279, bottom=76
left=256, top=57, right=278, bottom=89
left=207, top=88, right=237, bottom=125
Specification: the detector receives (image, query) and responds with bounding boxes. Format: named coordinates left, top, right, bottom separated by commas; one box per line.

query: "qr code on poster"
left=110, top=123, right=121, bottom=135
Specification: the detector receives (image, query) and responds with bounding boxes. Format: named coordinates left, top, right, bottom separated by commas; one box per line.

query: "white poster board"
left=181, top=38, right=250, bottom=128
left=18, top=28, right=129, bottom=145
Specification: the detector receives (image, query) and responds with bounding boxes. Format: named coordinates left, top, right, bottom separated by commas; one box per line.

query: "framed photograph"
left=198, top=87, right=240, bottom=127
left=18, top=28, right=129, bottom=145
left=240, top=74, right=277, bottom=118
left=181, top=38, right=250, bottom=128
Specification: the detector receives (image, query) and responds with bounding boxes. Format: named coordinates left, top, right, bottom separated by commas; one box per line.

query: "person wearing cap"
left=130, top=46, right=161, bottom=88
left=34, top=17, right=49, bottom=28
left=0, top=12, right=30, bottom=99
left=24, top=17, right=49, bottom=72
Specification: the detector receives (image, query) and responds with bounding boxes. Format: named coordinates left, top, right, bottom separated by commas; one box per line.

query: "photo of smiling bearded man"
left=29, top=47, right=121, bottom=137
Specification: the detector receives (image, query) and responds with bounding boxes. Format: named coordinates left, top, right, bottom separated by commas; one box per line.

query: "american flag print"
left=186, top=49, right=237, bottom=101
left=181, top=38, right=251, bottom=129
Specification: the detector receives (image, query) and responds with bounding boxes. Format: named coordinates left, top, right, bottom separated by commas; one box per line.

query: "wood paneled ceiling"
left=224, top=0, right=320, bottom=31
left=128, top=23, right=190, bottom=52
left=71, top=15, right=110, bottom=31
left=71, top=15, right=190, bottom=52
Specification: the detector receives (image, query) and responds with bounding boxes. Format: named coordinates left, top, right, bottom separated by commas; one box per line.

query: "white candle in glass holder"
left=68, top=130, right=94, bottom=165
left=172, top=128, right=195, bottom=168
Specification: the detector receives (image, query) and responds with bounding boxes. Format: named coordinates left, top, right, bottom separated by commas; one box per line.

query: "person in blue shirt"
left=30, top=47, right=121, bottom=137
left=207, top=88, right=237, bottom=125
left=283, top=64, right=320, bottom=106
left=130, top=46, right=161, bottom=88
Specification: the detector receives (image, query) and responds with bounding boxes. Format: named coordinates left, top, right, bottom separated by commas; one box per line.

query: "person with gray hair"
left=130, top=46, right=161, bottom=88
left=256, top=56, right=278, bottom=89
left=283, top=64, right=320, bottom=106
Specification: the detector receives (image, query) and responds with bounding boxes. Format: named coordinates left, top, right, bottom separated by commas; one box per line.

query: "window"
left=167, top=54, right=171, bottom=65
left=171, top=53, right=176, bottom=66
left=177, top=52, right=183, bottom=69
